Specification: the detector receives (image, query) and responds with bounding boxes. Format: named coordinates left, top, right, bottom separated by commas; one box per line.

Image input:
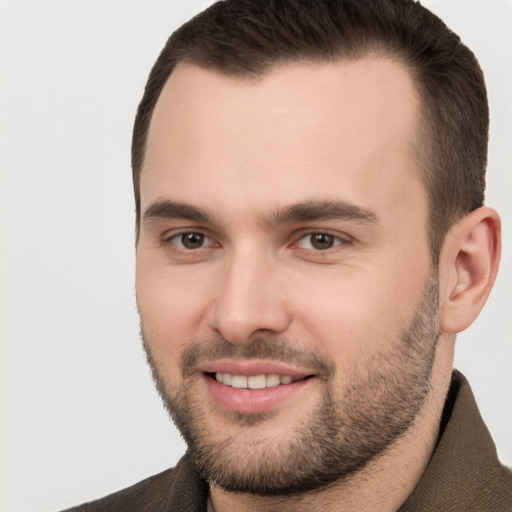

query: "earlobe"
left=440, top=206, right=501, bottom=334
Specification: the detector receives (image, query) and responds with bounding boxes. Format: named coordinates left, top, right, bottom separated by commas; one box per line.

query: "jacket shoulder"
left=61, top=466, right=178, bottom=512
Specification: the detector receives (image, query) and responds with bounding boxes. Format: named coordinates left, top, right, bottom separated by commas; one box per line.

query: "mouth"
left=200, top=360, right=316, bottom=414
left=208, top=372, right=306, bottom=389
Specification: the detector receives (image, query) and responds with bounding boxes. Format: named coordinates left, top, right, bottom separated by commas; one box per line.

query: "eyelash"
left=163, top=230, right=351, bottom=253
left=294, top=232, right=350, bottom=251
left=165, top=231, right=217, bottom=250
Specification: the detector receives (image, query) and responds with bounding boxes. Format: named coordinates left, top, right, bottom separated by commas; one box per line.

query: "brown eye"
left=310, top=233, right=335, bottom=250
left=297, top=232, right=343, bottom=251
left=175, top=232, right=206, bottom=249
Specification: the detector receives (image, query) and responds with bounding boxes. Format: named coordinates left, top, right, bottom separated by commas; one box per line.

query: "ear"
left=439, top=206, right=501, bottom=334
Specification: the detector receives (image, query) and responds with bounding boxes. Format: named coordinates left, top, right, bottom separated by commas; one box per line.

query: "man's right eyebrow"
left=142, top=200, right=212, bottom=223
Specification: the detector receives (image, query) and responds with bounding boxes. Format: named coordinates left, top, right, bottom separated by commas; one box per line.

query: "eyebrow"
left=265, top=200, right=379, bottom=226
left=142, top=199, right=378, bottom=226
left=143, top=200, right=212, bottom=223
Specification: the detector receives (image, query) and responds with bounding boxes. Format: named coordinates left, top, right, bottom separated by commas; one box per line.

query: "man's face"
left=136, top=58, right=439, bottom=493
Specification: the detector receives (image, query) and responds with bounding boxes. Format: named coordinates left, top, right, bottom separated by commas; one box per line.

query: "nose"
left=207, top=251, right=292, bottom=344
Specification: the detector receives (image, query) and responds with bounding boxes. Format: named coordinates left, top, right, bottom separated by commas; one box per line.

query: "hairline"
left=135, top=50, right=452, bottom=264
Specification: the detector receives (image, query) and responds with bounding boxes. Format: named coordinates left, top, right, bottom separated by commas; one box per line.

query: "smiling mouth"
left=208, top=372, right=312, bottom=389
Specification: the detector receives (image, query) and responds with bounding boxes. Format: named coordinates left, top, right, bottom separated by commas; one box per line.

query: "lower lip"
left=204, top=375, right=313, bottom=414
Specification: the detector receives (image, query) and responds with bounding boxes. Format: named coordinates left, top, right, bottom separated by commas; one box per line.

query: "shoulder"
left=400, top=371, right=512, bottom=511
left=60, top=454, right=209, bottom=512
left=61, top=466, right=179, bottom=512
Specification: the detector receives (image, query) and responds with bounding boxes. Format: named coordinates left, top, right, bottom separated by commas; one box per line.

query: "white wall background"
left=1, top=1, right=510, bottom=511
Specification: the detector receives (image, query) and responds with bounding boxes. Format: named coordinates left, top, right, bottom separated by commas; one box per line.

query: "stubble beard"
left=141, top=275, right=440, bottom=496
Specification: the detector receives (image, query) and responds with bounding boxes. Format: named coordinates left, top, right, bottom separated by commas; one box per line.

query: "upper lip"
left=200, top=358, right=315, bottom=378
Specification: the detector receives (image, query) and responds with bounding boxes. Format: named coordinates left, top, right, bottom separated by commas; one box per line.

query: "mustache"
left=179, top=336, right=336, bottom=379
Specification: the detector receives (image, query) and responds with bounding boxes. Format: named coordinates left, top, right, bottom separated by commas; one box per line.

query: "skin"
left=136, top=58, right=501, bottom=511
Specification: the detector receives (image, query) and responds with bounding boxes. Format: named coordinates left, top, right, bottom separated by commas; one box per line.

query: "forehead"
left=141, top=58, right=424, bottom=222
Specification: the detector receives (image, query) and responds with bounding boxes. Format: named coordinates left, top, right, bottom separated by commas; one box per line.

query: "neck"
left=210, top=337, right=454, bottom=512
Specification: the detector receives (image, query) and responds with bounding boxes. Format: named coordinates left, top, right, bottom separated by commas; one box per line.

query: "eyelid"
left=162, top=229, right=219, bottom=250
left=159, top=227, right=352, bottom=253
left=291, top=229, right=352, bottom=249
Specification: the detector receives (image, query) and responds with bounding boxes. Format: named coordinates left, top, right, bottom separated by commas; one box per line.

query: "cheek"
left=136, top=262, right=211, bottom=371
left=292, top=262, right=430, bottom=362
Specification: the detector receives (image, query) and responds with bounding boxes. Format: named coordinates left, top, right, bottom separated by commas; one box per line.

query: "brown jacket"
left=64, top=371, right=512, bottom=511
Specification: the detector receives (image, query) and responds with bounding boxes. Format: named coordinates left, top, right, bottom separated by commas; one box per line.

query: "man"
left=66, top=0, right=511, bottom=510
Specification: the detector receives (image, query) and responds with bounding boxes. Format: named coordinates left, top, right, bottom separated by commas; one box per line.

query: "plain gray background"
left=1, top=1, right=511, bottom=511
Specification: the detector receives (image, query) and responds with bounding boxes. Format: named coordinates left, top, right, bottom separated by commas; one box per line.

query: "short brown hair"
left=132, top=0, right=488, bottom=262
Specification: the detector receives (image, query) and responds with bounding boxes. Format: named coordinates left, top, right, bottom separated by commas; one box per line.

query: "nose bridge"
left=208, top=245, right=291, bottom=344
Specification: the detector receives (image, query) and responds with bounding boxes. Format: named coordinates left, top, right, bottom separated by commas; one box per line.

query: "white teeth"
left=214, top=372, right=296, bottom=389
left=231, top=375, right=248, bottom=389
left=266, top=374, right=281, bottom=388
left=248, top=375, right=266, bottom=389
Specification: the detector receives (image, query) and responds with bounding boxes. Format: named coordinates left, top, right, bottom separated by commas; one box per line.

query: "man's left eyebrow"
left=265, top=200, right=379, bottom=226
